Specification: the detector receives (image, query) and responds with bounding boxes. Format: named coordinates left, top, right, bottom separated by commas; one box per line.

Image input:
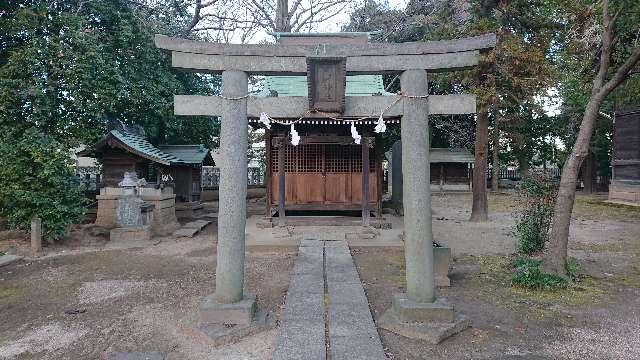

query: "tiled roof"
left=259, top=75, right=393, bottom=97
left=82, top=130, right=211, bottom=166
left=110, top=130, right=180, bottom=165
left=158, top=144, right=212, bottom=164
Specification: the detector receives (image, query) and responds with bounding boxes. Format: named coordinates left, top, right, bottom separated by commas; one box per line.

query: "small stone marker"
left=30, top=217, right=43, bottom=257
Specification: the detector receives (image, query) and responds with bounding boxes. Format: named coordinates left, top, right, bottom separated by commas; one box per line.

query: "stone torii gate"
left=156, top=33, right=495, bottom=341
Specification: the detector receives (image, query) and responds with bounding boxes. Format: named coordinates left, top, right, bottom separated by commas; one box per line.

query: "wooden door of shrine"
left=269, top=141, right=377, bottom=211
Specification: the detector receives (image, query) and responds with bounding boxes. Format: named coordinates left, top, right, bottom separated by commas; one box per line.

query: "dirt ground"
left=355, top=192, right=640, bottom=360
left=1, top=191, right=639, bottom=359
left=0, top=225, right=296, bottom=359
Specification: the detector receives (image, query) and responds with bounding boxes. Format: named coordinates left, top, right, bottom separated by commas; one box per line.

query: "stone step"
left=172, top=227, right=200, bottom=238
left=182, top=220, right=211, bottom=230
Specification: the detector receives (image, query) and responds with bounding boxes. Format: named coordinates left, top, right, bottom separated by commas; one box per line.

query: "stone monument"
left=109, top=172, right=153, bottom=242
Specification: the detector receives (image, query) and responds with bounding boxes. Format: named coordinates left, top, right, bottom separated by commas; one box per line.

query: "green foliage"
left=511, top=257, right=568, bottom=290
left=0, top=128, right=86, bottom=240
left=344, top=0, right=560, bottom=167
left=0, top=0, right=219, bottom=148
left=515, top=173, right=557, bottom=254
left=0, top=0, right=220, bottom=239
left=565, top=257, right=581, bottom=280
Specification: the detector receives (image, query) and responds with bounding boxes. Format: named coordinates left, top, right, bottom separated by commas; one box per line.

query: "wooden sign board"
left=306, top=57, right=346, bottom=113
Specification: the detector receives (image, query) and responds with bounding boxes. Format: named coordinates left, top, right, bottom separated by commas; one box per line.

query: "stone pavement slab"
left=172, top=227, right=200, bottom=238
left=274, top=236, right=386, bottom=360
left=325, top=241, right=386, bottom=360
left=183, top=219, right=210, bottom=229
left=273, top=236, right=326, bottom=360
left=107, top=352, right=166, bottom=360
left=0, top=255, right=23, bottom=268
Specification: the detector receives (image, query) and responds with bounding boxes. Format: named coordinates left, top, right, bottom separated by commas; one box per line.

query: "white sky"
left=248, top=0, right=409, bottom=42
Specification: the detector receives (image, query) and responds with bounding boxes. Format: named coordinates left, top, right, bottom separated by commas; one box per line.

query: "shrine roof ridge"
left=154, top=33, right=496, bottom=57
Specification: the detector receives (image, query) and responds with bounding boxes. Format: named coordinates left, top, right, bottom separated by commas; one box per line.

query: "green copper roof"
left=259, top=75, right=393, bottom=97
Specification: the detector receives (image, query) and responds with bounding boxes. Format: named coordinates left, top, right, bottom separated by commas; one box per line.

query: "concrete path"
left=273, top=236, right=386, bottom=360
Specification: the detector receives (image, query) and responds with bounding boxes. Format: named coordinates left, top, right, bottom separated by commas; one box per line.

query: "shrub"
left=511, top=257, right=568, bottom=290
left=0, top=129, right=86, bottom=240
left=514, top=172, right=557, bottom=254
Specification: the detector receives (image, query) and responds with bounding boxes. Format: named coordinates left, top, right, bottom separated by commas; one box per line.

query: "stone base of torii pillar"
left=378, top=294, right=471, bottom=344
left=377, top=70, right=469, bottom=343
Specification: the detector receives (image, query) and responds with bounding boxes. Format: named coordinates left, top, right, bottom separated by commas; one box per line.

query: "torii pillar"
left=199, top=70, right=258, bottom=328
left=379, top=69, right=470, bottom=343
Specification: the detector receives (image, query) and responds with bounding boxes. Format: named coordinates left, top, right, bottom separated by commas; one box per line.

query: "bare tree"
left=180, top=0, right=351, bottom=41
left=543, top=0, right=640, bottom=277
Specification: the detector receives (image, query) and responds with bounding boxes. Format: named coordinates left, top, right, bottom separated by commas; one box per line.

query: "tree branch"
left=599, top=46, right=640, bottom=97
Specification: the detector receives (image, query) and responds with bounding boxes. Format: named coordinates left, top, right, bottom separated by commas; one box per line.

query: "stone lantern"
left=110, top=172, right=152, bottom=242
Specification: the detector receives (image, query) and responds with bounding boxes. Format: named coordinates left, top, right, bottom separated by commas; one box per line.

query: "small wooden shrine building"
left=430, top=148, right=474, bottom=191
left=80, top=122, right=214, bottom=203
left=252, top=32, right=395, bottom=217
left=609, top=106, right=640, bottom=205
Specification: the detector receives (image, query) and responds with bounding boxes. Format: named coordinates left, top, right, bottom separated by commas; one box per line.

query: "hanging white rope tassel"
left=374, top=114, right=386, bottom=133
left=290, top=123, right=300, bottom=146
left=350, top=122, right=361, bottom=144
left=259, top=112, right=271, bottom=129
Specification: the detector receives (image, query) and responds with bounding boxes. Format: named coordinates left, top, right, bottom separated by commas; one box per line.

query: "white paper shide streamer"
left=259, top=112, right=271, bottom=129
left=290, top=123, right=300, bottom=146
left=374, top=114, right=386, bottom=133
left=350, top=123, right=361, bottom=144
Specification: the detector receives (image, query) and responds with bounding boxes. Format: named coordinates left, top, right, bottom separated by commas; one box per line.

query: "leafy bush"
left=515, top=173, right=558, bottom=254
left=511, top=257, right=568, bottom=290
left=0, top=129, right=86, bottom=240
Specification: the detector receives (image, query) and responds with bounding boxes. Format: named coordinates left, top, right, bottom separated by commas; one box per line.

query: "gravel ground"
left=0, top=225, right=295, bottom=359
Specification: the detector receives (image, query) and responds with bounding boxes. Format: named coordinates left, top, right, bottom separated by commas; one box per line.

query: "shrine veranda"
left=155, top=32, right=496, bottom=341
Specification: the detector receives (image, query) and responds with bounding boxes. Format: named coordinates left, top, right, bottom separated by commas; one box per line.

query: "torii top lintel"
left=154, top=33, right=496, bottom=75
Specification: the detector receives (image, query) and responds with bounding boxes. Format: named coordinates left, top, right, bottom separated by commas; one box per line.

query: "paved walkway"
left=273, top=236, right=386, bottom=360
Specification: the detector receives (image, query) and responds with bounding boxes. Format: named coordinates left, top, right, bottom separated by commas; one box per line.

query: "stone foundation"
left=200, top=293, right=257, bottom=326
left=110, top=226, right=152, bottom=242
left=175, top=201, right=204, bottom=219
left=378, top=293, right=470, bottom=344
left=95, top=186, right=180, bottom=235
left=608, top=180, right=640, bottom=206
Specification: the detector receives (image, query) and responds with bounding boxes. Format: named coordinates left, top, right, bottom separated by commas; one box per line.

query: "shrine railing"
left=201, top=166, right=265, bottom=188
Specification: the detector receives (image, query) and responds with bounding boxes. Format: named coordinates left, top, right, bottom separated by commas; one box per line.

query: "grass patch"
left=573, top=196, right=640, bottom=220
left=472, top=255, right=604, bottom=309
left=511, top=258, right=568, bottom=290
left=0, top=287, right=24, bottom=302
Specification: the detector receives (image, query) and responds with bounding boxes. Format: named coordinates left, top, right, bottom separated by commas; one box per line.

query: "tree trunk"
left=518, top=156, right=530, bottom=178
left=542, top=98, right=602, bottom=276
left=491, top=117, right=500, bottom=191
left=470, top=109, right=489, bottom=222
left=275, top=0, right=291, bottom=32
left=583, top=150, right=595, bottom=194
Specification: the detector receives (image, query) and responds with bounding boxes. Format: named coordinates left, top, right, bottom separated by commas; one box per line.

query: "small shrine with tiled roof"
left=81, top=121, right=214, bottom=203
